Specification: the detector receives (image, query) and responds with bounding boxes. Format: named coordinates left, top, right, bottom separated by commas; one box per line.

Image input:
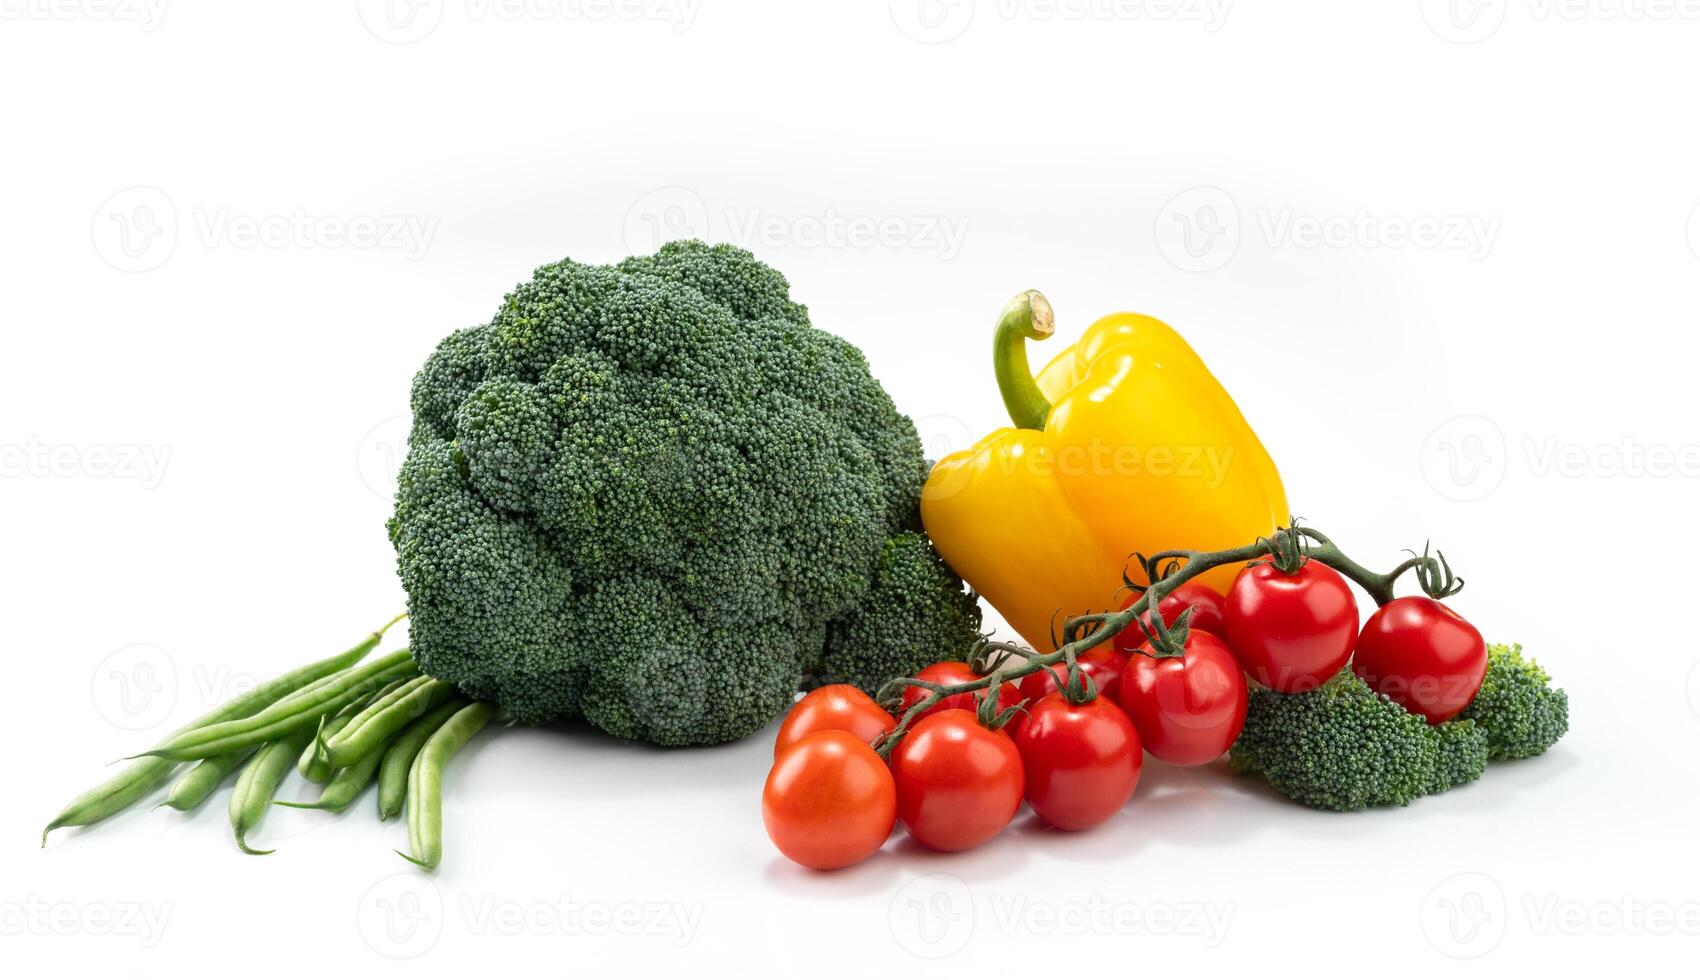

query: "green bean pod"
left=274, top=713, right=413, bottom=814
left=376, top=698, right=467, bottom=821
left=229, top=728, right=317, bottom=855
left=159, top=748, right=259, bottom=812
left=42, top=616, right=403, bottom=844
left=138, top=649, right=419, bottom=762
left=298, top=679, right=404, bottom=782
left=398, top=701, right=496, bottom=871
left=326, top=676, right=458, bottom=769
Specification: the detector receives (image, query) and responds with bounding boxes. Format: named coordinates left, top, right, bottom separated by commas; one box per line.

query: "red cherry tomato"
left=1115, top=582, right=1229, bottom=653
left=1012, top=694, right=1142, bottom=831
left=763, top=731, right=897, bottom=870
left=1223, top=561, right=1359, bottom=692
left=1351, top=597, right=1487, bottom=723
left=1119, top=630, right=1248, bottom=766
left=890, top=709, right=1024, bottom=852
left=898, top=661, right=1020, bottom=721
left=774, top=685, right=895, bottom=758
left=1017, top=644, right=1128, bottom=705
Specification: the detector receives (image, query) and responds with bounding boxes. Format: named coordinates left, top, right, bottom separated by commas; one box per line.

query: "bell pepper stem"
left=992, top=290, right=1056, bottom=431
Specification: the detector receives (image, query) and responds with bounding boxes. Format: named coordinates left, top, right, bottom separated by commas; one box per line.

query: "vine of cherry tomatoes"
left=763, top=556, right=1489, bottom=871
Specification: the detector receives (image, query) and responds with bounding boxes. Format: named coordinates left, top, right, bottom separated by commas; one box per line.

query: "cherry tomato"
left=1223, top=561, right=1359, bottom=693
left=1012, top=694, right=1142, bottom=831
left=1351, top=597, right=1487, bottom=723
left=774, top=685, right=895, bottom=758
left=898, top=661, right=1020, bottom=722
left=1017, top=644, right=1128, bottom=705
left=1115, top=582, right=1229, bottom=653
left=1120, top=630, right=1248, bottom=766
left=763, top=731, right=897, bottom=870
left=890, top=709, right=1024, bottom=852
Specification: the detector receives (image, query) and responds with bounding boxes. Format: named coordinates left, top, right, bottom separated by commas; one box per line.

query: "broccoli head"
left=1457, top=643, right=1568, bottom=760
left=1230, top=671, right=1439, bottom=811
left=388, top=241, right=981, bottom=745
left=1426, top=718, right=1489, bottom=795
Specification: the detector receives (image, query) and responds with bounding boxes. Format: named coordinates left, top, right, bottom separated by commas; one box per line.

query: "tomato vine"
left=871, top=522, right=1464, bottom=757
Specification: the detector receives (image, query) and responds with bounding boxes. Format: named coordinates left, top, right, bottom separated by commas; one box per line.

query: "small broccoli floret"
left=1457, top=643, right=1569, bottom=760
left=815, top=532, right=982, bottom=693
left=390, top=241, right=979, bottom=745
left=1426, top=719, right=1489, bottom=795
left=1230, top=671, right=1438, bottom=811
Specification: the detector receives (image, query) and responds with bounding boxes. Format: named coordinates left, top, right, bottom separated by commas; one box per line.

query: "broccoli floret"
left=815, top=532, right=984, bottom=693
left=1230, top=671, right=1438, bottom=811
left=1457, top=643, right=1569, bottom=760
left=1426, top=719, right=1489, bottom=795
left=388, top=241, right=980, bottom=745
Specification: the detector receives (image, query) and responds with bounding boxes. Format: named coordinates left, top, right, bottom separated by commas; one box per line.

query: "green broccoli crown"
left=1457, top=643, right=1568, bottom=760
left=1426, top=718, right=1489, bottom=796
left=1230, top=671, right=1439, bottom=811
left=389, top=241, right=979, bottom=745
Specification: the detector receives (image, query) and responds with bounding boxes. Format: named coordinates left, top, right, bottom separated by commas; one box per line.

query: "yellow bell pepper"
left=921, top=291, right=1288, bottom=651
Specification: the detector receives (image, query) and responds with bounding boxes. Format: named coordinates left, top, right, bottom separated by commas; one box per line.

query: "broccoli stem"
left=991, top=289, right=1056, bottom=431
left=872, top=521, right=1463, bottom=757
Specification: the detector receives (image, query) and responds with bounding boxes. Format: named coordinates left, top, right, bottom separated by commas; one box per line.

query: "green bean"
left=376, top=698, right=467, bottom=821
left=274, top=710, right=414, bottom=813
left=297, top=677, right=405, bottom=781
left=326, top=676, right=458, bottom=769
left=398, top=701, right=496, bottom=870
left=158, top=748, right=259, bottom=812
left=137, top=648, right=418, bottom=762
left=42, top=615, right=404, bottom=845
left=229, top=728, right=316, bottom=855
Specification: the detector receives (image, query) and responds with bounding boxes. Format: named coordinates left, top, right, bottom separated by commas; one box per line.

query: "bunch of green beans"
left=43, top=616, right=499, bottom=869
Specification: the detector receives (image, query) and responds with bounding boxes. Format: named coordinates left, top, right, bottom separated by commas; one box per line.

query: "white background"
left=4, top=0, right=1697, bottom=975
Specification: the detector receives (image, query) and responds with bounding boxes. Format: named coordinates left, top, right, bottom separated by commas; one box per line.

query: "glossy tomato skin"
left=774, top=685, right=895, bottom=758
left=898, top=662, right=1020, bottom=722
left=1119, top=631, right=1248, bottom=766
left=890, top=709, right=1024, bottom=852
left=1351, top=597, right=1488, bottom=723
left=1012, top=694, right=1142, bottom=831
left=1017, top=645, right=1128, bottom=705
left=1115, top=583, right=1229, bottom=653
left=763, top=731, right=897, bottom=870
left=1223, top=561, right=1360, bottom=692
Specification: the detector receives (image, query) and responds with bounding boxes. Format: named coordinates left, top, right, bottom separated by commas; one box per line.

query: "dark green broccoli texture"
left=1232, top=643, right=1566, bottom=811
left=388, top=241, right=981, bottom=745
left=1458, top=642, right=1570, bottom=760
